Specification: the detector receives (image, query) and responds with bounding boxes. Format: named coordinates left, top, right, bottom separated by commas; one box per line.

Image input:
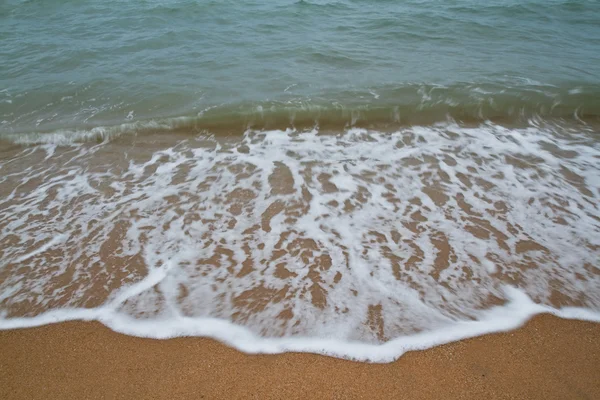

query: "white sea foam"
left=0, top=122, right=599, bottom=361
left=1, top=288, right=599, bottom=362
left=12, top=234, right=67, bottom=264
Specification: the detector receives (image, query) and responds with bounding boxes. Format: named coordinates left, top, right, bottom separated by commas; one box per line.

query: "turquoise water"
left=1, top=0, right=600, bottom=138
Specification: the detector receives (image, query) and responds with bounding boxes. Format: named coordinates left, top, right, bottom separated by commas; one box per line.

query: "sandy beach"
left=0, top=314, right=598, bottom=399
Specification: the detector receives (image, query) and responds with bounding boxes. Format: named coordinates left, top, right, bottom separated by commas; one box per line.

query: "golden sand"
left=1, top=315, right=599, bottom=399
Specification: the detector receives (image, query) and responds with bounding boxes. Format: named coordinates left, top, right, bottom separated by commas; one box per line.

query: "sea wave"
left=2, top=83, right=599, bottom=145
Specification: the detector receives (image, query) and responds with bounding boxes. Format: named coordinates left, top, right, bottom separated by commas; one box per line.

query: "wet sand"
left=0, top=315, right=599, bottom=399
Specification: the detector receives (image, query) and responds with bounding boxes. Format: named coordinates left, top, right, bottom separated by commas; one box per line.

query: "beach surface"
left=1, top=315, right=599, bottom=400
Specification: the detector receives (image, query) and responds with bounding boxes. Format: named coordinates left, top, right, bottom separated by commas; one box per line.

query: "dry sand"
left=1, top=314, right=599, bottom=399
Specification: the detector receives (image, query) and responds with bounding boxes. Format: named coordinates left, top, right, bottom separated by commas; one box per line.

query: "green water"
left=1, top=0, right=600, bottom=139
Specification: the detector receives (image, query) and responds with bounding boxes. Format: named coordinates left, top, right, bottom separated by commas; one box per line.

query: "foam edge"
left=1, top=287, right=599, bottom=363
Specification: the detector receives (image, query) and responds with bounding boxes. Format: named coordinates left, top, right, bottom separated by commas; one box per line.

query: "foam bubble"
left=0, top=121, right=599, bottom=361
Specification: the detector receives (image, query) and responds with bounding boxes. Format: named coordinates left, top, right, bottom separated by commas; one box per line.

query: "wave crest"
left=2, top=83, right=599, bottom=145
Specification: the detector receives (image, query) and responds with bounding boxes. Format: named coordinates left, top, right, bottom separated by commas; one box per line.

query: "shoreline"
left=1, top=315, right=599, bottom=399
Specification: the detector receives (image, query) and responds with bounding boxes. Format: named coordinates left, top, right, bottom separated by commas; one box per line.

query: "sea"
left=1, top=0, right=599, bottom=362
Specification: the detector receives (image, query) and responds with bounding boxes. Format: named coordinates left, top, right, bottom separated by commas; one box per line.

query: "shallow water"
left=2, top=0, right=600, bottom=137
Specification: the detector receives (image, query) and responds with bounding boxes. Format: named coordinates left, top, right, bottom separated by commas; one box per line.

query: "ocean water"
left=1, top=0, right=600, bottom=361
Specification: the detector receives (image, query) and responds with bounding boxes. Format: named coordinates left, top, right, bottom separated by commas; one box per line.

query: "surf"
left=1, top=121, right=599, bottom=361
